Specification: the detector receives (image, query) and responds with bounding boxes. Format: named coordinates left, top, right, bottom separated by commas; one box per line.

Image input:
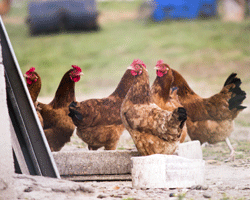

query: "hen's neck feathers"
left=152, top=72, right=173, bottom=103
left=27, top=73, right=41, bottom=104
left=172, top=69, right=197, bottom=98
left=50, top=69, right=76, bottom=108
left=126, top=67, right=152, bottom=105
left=109, top=70, right=134, bottom=99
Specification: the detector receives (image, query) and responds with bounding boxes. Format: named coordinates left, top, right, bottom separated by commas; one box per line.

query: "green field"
left=3, top=0, right=250, bottom=126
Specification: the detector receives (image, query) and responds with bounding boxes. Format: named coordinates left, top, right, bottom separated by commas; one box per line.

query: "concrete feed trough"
left=52, top=141, right=204, bottom=181
left=131, top=154, right=205, bottom=189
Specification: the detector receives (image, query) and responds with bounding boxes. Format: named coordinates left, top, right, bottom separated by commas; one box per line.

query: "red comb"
left=26, top=67, right=35, bottom=75
left=156, top=59, right=164, bottom=67
left=131, top=59, right=146, bottom=68
left=72, top=65, right=82, bottom=72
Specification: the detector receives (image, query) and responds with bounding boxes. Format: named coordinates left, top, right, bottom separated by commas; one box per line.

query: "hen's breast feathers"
left=28, top=82, right=41, bottom=104
left=123, top=103, right=185, bottom=142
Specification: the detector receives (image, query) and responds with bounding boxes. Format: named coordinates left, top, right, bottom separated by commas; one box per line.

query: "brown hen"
left=24, top=67, right=44, bottom=127
left=171, top=68, right=247, bottom=161
left=39, top=65, right=83, bottom=151
left=151, top=60, right=188, bottom=143
left=120, top=60, right=187, bottom=156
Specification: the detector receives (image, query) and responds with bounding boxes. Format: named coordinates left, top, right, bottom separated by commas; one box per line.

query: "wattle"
left=72, top=76, right=80, bottom=82
left=131, top=70, right=138, bottom=76
left=27, top=79, right=33, bottom=85
left=157, top=70, right=164, bottom=77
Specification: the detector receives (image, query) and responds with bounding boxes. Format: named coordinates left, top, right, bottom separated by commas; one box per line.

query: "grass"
left=202, top=139, right=250, bottom=161
left=3, top=1, right=250, bottom=122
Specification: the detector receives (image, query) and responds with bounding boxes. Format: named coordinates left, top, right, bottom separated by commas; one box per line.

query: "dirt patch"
left=98, top=10, right=137, bottom=25
left=2, top=16, right=25, bottom=25
left=80, top=163, right=250, bottom=199
left=3, top=8, right=138, bottom=26
left=14, top=160, right=250, bottom=200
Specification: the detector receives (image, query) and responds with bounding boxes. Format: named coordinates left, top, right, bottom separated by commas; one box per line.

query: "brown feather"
left=26, top=71, right=41, bottom=104
left=49, top=69, right=76, bottom=109
left=24, top=70, right=44, bottom=127
left=68, top=69, right=135, bottom=150
left=171, top=69, right=246, bottom=144
left=39, top=67, right=82, bottom=151
left=151, top=66, right=188, bottom=143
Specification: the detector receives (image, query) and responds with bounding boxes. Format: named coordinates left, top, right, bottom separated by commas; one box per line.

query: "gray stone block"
left=53, top=150, right=140, bottom=176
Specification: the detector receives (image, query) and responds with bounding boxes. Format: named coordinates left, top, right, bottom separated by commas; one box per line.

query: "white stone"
left=131, top=154, right=205, bottom=189
left=177, top=140, right=203, bottom=160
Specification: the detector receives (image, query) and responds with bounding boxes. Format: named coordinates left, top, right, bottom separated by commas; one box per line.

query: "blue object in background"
left=27, top=0, right=99, bottom=35
left=152, top=0, right=217, bottom=22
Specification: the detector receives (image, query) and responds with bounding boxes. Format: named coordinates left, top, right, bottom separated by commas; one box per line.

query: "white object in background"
left=131, top=154, right=205, bottom=189
left=177, top=140, right=203, bottom=160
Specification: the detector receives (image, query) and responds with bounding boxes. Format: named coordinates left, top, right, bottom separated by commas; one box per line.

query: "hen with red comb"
left=25, top=67, right=38, bottom=85
left=68, top=60, right=138, bottom=151
left=129, top=59, right=146, bottom=76
left=38, top=65, right=83, bottom=151
left=171, top=67, right=247, bottom=161
left=151, top=60, right=188, bottom=143
left=24, top=67, right=44, bottom=127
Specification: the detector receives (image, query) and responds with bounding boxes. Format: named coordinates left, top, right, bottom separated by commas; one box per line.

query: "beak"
left=23, top=73, right=28, bottom=78
left=127, top=66, right=133, bottom=70
left=79, top=72, right=84, bottom=76
left=154, top=66, right=160, bottom=70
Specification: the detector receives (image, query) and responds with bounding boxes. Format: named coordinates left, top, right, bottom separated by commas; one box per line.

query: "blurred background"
left=1, top=0, right=250, bottom=127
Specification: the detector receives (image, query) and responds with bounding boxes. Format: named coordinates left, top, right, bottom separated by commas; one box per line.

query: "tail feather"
left=224, top=73, right=237, bottom=87
left=69, top=101, right=77, bottom=108
left=228, top=95, right=247, bottom=110
left=236, top=105, right=247, bottom=110
left=177, top=107, right=187, bottom=128
left=224, top=73, right=247, bottom=111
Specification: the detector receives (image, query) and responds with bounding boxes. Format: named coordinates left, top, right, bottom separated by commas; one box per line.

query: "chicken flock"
left=24, top=59, right=247, bottom=161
